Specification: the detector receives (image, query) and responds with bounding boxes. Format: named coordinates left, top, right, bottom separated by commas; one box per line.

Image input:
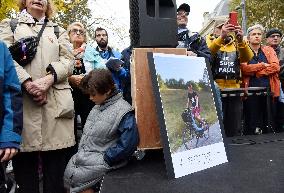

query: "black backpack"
left=10, top=19, right=59, bottom=39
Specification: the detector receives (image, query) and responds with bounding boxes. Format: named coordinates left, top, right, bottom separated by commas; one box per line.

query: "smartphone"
left=229, top=11, right=238, bottom=26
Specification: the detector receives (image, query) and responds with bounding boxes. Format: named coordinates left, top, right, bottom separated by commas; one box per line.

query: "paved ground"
left=177, top=121, right=223, bottom=152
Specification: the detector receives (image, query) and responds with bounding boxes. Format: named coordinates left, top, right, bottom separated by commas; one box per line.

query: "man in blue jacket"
left=94, top=27, right=121, bottom=62
left=0, top=41, right=22, bottom=191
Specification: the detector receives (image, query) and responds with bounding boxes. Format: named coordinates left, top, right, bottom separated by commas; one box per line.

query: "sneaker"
left=6, top=160, right=13, bottom=173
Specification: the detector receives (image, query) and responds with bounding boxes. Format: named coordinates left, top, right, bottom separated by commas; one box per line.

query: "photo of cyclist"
left=186, top=84, right=202, bottom=122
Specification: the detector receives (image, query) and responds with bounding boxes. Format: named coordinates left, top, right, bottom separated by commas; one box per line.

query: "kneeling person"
left=64, top=69, right=139, bottom=193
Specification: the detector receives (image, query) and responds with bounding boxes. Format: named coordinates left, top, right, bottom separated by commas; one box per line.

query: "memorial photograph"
left=149, top=53, right=227, bottom=178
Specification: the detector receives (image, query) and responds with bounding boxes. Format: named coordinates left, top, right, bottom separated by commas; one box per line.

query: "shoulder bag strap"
left=37, top=20, right=48, bottom=40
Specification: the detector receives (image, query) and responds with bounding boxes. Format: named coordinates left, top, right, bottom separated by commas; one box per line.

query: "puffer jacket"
left=64, top=93, right=139, bottom=193
left=0, top=41, right=22, bottom=149
left=241, top=46, right=280, bottom=97
left=0, top=14, right=75, bottom=152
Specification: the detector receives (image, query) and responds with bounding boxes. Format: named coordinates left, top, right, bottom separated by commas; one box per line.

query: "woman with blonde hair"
left=67, top=22, right=104, bottom=149
left=0, top=0, right=75, bottom=192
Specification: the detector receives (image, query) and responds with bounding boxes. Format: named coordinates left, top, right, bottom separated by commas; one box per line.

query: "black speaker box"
left=129, top=0, right=178, bottom=48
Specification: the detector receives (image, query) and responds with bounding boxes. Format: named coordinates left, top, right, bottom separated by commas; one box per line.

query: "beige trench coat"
left=0, top=15, right=75, bottom=152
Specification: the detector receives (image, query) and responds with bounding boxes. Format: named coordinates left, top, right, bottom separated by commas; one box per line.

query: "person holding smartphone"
left=206, top=14, right=253, bottom=137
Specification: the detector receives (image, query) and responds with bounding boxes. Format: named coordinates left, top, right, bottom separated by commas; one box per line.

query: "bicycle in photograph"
left=181, top=108, right=210, bottom=150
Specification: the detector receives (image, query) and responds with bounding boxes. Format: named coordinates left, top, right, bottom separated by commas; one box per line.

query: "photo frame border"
left=147, top=52, right=229, bottom=178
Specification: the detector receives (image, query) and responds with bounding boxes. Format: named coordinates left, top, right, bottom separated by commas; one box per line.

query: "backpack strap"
left=10, top=18, right=59, bottom=39
left=108, top=46, right=115, bottom=58
left=10, top=18, right=18, bottom=33
left=53, top=25, right=59, bottom=39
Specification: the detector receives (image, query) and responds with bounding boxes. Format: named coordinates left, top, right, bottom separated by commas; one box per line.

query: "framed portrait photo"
left=148, top=53, right=228, bottom=178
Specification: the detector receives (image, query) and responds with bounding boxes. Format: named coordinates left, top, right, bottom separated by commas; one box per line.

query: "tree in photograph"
left=202, top=67, right=210, bottom=86
left=178, top=78, right=185, bottom=89
left=157, top=74, right=167, bottom=90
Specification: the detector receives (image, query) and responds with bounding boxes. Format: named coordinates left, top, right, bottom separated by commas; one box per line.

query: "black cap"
left=266, top=28, right=282, bottom=38
left=177, top=3, right=190, bottom=13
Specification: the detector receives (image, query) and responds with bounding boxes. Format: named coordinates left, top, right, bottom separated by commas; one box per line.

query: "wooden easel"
left=131, top=48, right=187, bottom=149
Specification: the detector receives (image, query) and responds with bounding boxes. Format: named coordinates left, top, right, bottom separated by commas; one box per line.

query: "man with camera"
left=206, top=17, right=253, bottom=137
left=176, top=3, right=210, bottom=59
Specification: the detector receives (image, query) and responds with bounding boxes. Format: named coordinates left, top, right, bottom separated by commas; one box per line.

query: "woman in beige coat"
left=0, top=0, right=75, bottom=192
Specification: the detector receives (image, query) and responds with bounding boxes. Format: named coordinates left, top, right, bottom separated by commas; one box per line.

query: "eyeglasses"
left=269, top=34, right=281, bottom=38
left=177, top=11, right=189, bottom=16
left=71, top=29, right=85, bottom=35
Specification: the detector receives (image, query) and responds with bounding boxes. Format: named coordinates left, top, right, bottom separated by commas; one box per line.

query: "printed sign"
left=148, top=53, right=228, bottom=178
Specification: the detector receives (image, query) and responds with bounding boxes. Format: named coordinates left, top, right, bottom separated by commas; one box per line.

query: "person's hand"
left=0, top=148, right=18, bottom=162
left=113, top=63, right=122, bottom=71
left=74, top=59, right=82, bottom=68
left=69, top=75, right=83, bottom=87
left=32, top=92, right=48, bottom=106
left=221, top=22, right=235, bottom=39
left=23, top=79, right=33, bottom=92
left=234, top=25, right=244, bottom=43
left=23, top=79, right=40, bottom=98
left=262, top=62, right=270, bottom=68
left=187, top=51, right=197, bottom=56
left=27, top=74, right=54, bottom=96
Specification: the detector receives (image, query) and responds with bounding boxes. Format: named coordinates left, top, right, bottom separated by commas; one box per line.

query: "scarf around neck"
left=18, top=9, right=46, bottom=23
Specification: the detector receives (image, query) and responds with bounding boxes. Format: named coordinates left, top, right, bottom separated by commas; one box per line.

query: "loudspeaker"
left=129, top=0, right=178, bottom=48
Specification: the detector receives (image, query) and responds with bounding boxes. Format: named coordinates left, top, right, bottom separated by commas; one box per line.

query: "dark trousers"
left=222, top=96, right=243, bottom=137
left=12, top=148, right=72, bottom=193
left=276, top=82, right=284, bottom=132
left=72, top=88, right=94, bottom=142
left=243, top=95, right=276, bottom=135
left=275, top=100, right=284, bottom=133
left=72, top=88, right=94, bottom=129
left=0, top=163, right=7, bottom=193
left=71, top=87, right=95, bottom=154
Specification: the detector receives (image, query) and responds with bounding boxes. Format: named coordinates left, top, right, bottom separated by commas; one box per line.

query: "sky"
left=153, top=53, right=207, bottom=83
left=176, top=0, right=221, bottom=32
left=88, top=0, right=222, bottom=50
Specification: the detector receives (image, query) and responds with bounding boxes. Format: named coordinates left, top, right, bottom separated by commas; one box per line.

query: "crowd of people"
left=0, top=0, right=283, bottom=193
left=177, top=3, right=283, bottom=137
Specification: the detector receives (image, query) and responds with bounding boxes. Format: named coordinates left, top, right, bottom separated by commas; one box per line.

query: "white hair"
left=247, top=24, right=265, bottom=37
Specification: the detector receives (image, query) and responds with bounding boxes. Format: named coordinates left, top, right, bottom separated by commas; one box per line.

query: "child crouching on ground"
left=64, top=69, right=139, bottom=193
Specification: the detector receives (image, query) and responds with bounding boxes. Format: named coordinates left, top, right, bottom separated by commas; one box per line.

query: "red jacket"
left=241, top=46, right=280, bottom=97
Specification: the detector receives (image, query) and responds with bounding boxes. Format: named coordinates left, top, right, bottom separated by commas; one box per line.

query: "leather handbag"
left=9, top=21, right=47, bottom=67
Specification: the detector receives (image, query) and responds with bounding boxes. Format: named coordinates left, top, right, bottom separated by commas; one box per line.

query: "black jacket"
left=177, top=30, right=211, bottom=60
